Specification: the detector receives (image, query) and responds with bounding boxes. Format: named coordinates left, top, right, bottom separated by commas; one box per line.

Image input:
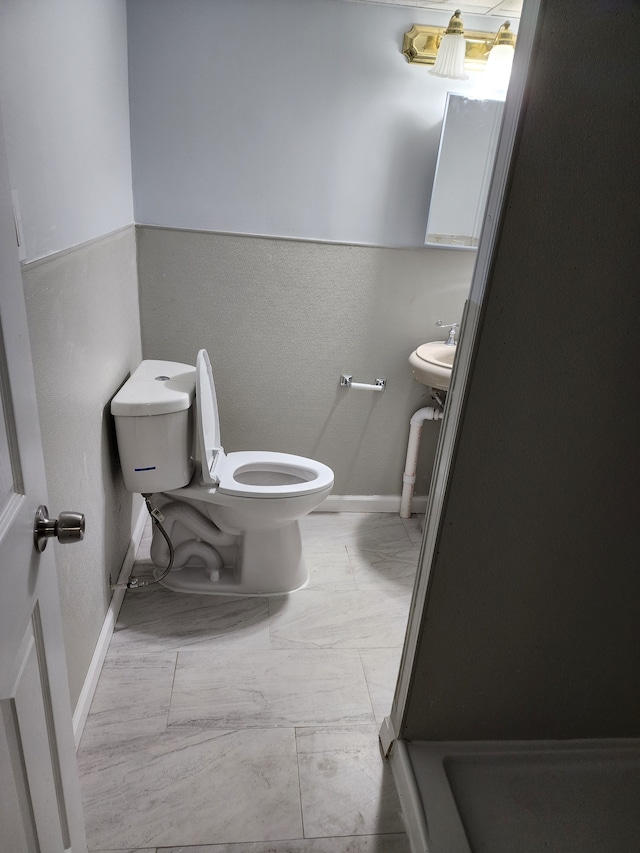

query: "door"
left=0, top=114, right=87, bottom=851
left=385, top=0, right=542, bottom=743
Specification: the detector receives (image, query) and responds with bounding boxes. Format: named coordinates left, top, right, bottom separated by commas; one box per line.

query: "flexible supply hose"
left=111, top=494, right=175, bottom=589
left=399, top=407, right=444, bottom=519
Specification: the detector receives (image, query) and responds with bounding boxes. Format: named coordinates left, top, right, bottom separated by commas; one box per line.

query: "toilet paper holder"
left=340, top=375, right=386, bottom=391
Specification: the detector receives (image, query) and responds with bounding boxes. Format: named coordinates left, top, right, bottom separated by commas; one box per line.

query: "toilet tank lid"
left=111, top=359, right=196, bottom=417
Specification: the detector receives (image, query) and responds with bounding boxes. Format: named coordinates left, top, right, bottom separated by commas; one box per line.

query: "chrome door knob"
left=34, top=505, right=85, bottom=552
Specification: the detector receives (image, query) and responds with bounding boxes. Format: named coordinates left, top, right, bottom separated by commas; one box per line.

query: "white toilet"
left=111, top=350, right=334, bottom=595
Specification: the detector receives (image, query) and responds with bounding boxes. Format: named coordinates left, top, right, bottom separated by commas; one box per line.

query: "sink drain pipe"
left=400, top=406, right=444, bottom=518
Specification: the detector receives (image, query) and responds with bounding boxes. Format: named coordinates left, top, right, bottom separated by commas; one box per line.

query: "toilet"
left=111, top=350, right=334, bottom=595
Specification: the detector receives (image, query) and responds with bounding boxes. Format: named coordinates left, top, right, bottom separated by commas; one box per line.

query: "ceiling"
left=345, top=0, right=523, bottom=20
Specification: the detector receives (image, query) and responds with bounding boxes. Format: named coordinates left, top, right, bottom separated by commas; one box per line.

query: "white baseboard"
left=72, top=502, right=148, bottom=749
left=318, top=494, right=428, bottom=514
left=379, top=715, right=398, bottom=758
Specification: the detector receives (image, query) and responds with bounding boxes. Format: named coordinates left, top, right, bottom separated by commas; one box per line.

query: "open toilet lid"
left=196, top=349, right=223, bottom=484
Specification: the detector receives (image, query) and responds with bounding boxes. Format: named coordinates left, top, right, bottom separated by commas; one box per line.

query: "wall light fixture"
left=403, top=14, right=517, bottom=80
left=429, top=10, right=468, bottom=80
left=484, top=21, right=516, bottom=89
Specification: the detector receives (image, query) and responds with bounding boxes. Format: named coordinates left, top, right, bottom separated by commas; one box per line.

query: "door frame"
left=386, top=0, right=543, bottom=742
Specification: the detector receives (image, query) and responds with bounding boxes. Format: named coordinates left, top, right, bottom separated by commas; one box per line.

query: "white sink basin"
left=409, top=341, right=456, bottom=390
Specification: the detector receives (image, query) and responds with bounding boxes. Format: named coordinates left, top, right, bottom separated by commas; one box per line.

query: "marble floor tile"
left=80, top=651, right=176, bottom=746
left=347, top=546, right=418, bottom=592
left=109, top=586, right=271, bottom=652
left=301, top=514, right=412, bottom=552
left=80, top=513, right=414, bottom=852
left=400, top=513, right=424, bottom=546
left=296, top=726, right=405, bottom=839
left=304, top=544, right=357, bottom=591
left=359, top=648, right=404, bottom=725
left=269, top=590, right=411, bottom=650
left=168, top=649, right=374, bottom=729
left=158, top=833, right=411, bottom=851
left=78, top=728, right=302, bottom=850
left=354, top=540, right=420, bottom=563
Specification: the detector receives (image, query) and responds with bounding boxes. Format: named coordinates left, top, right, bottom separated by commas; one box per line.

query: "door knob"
left=34, top=505, right=85, bottom=552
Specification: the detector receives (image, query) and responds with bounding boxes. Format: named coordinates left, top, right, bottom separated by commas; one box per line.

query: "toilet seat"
left=216, top=451, right=334, bottom=498
left=196, top=350, right=333, bottom=499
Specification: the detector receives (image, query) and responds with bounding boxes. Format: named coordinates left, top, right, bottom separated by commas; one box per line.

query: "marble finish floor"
left=77, top=512, right=421, bottom=852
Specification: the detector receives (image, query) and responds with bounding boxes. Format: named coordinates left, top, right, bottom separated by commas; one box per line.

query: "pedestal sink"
left=409, top=341, right=455, bottom=390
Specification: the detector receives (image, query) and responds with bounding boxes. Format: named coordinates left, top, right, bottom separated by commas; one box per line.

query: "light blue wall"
left=127, top=0, right=510, bottom=247
left=0, top=0, right=133, bottom=261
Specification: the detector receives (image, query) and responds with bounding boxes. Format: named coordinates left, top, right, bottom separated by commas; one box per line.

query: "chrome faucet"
left=436, top=320, right=460, bottom=346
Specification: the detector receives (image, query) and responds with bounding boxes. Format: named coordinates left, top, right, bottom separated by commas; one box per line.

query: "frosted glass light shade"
left=484, top=44, right=515, bottom=91
left=429, top=34, right=468, bottom=80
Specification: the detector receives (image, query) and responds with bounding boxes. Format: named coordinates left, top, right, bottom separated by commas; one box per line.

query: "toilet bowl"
left=111, top=350, right=333, bottom=595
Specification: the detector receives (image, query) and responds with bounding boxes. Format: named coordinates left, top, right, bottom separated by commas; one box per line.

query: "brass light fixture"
left=402, top=15, right=517, bottom=78
left=484, top=21, right=516, bottom=88
left=430, top=10, right=468, bottom=80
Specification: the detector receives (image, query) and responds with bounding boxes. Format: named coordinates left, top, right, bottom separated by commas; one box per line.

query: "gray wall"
left=127, top=0, right=512, bottom=247
left=0, top=0, right=139, bottom=709
left=138, top=227, right=474, bottom=495
left=402, top=0, right=640, bottom=741
left=23, top=229, right=142, bottom=707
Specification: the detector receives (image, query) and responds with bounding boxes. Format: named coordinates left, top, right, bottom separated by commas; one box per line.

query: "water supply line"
left=111, top=494, right=175, bottom=589
left=399, top=406, right=444, bottom=519
left=149, top=501, right=235, bottom=580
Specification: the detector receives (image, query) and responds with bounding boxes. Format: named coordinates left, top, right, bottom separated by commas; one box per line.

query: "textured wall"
left=402, top=0, right=640, bottom=741
left=137, top=226, right=475, bottom=495
left=127, top=0, right=511, bottom=247
left=23, top=228, right=142, bottom=708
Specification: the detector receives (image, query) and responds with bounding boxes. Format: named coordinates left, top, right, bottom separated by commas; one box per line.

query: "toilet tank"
left=111, top=359, right=196, bottom=494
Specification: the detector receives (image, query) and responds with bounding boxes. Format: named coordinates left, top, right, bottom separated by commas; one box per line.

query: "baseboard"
left=72, top=501, right=148, bottom=749
left=318, top=494, right=428, bottom=514
left=379, top=715, right=398, bottom=758
left=387, top=738, right=430, bottom=853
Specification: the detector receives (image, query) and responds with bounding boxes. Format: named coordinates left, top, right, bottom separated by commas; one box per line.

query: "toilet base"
left=154, top=557, right=309, bottom=597
left=149, top=502, right=310, bottom=595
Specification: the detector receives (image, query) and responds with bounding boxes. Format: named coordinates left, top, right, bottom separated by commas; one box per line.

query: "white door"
left=0, top=115, right=87, bottom=850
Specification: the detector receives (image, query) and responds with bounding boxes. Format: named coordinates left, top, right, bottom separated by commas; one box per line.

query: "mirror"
left=426, top=94, right=505, bottom=249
